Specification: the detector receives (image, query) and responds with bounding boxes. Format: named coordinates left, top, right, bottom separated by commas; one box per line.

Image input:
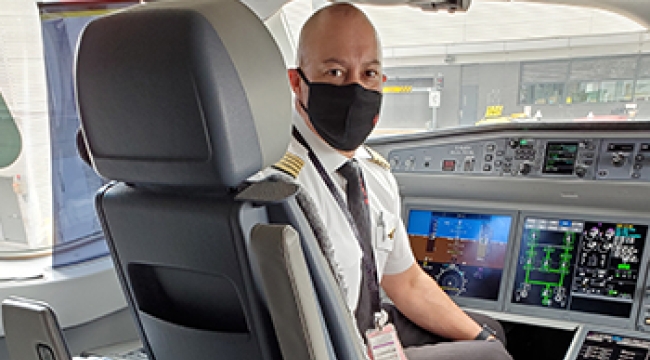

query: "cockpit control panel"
left=575, top=331, right=650, bottom=360
left=406, top=209, right=513, bottom=306
left=511, top=218, right=647, bottom=319
left=406, top=206, right=650, bottom=323
left=389, top=138, right=650, bottom=181
left=373, top=124, right=650, bottom=360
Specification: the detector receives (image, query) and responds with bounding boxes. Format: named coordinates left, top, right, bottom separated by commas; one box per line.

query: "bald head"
left=297, top=3, right=381, bottom=68
left=288, top=3, right=385, bottom=157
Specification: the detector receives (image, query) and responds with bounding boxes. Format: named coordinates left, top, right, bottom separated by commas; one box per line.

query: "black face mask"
left=297, top=68, right=382, bottom=151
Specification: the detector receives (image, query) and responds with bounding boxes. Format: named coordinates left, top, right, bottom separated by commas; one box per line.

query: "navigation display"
left=512, top=218, right=648, bottom=318
left=407, top=210, right=512, bottom=301
left=543, top=142, right=578, bottom=174
left=577, top=331, right=650, bottom=360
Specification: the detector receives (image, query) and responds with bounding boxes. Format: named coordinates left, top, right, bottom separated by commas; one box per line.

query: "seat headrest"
left=75, top=1, right=291, bottom=188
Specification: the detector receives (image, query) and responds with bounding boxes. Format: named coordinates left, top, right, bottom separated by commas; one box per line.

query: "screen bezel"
left=403, top=201, right=519, bottom=311
left=503, top=211, right=650, bottom=330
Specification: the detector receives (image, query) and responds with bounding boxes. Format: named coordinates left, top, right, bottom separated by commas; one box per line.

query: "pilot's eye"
left=366, top=69, right=379, bottom=78
left=328, top=69, right=344, bottom=77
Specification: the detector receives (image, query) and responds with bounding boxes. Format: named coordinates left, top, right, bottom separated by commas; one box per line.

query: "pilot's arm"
left=379, top=171, right=485, bottom=342
left=381, top=262, right=484, bottom=341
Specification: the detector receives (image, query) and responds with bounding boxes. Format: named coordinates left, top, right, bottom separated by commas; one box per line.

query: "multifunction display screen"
left=577, top=332, right=650, bottom=360
left=543, top=142, right=578, bottom=174
left=407, top=210, right=512, bottom=301
left=512, top=218, right=648, bottom=318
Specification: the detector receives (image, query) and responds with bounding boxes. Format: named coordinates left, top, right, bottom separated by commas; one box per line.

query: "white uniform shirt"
left=289, top=114, right=415, bottom=311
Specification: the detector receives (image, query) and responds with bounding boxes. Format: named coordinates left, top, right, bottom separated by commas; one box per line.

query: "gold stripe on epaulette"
left=365, top=146, right=390, bottom=170
left=272, top=152, right=304, bottom=178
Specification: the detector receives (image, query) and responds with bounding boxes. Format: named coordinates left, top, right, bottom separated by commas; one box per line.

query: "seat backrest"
left=75, top=2, right=365, bottom=360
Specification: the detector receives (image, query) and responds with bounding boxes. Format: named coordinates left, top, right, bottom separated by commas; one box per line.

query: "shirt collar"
left=292, top=112, right=371, bottom=175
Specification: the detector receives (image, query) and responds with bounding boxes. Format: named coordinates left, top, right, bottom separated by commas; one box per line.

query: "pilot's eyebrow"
left=322, top=58, right=347, bottom=66
left=321, top=58, right=382, bottom=67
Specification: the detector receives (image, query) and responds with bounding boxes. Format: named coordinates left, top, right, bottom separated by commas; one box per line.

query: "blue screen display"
left=407, top=209, right=513, bottom=301
left=408, top=210, right=511, bottom=243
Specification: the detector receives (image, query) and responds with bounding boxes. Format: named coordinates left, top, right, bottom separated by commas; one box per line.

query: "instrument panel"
left=368, top=123, right=650, bottom=359
left=578, top=331, right=650, bottom=360
left=569, top=328, right=650, bottom=360
left=511, top=218, right=647, bottom=318
left=404, top=208, right=650, bottom=329
left=389, top=137, right=650, bottom=181
left=407, top=209, right=513, bottom=302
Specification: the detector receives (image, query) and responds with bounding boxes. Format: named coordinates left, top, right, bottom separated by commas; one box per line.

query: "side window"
left=0, top=0, right=51, bottom=258
left=0, top=94, right=21, bottom=169
left=41, top=11, right=108, bottom=266
left=0, top=2, right=136, bottom=267
left=0, top=93, right=26, bottom=246
left=40, top=3, right=137, bottom=267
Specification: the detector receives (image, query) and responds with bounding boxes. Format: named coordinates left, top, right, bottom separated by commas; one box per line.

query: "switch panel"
left=389, top=137, right=650, bottom=182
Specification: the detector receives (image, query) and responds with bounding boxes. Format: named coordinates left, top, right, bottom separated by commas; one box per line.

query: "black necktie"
left=338, top=160, right=381, bottom=335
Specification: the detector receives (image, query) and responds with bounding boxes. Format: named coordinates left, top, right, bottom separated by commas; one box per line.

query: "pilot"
left=272, top=3, right=513, bottom=360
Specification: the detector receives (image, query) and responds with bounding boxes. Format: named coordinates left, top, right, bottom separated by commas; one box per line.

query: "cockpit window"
left=0, top=0, right=52, bottom=261
left=278, top=0, right=649, bottom=136
left=0, top=93, right=28, bottom=254
left=0, top=2, right=136, bottom=265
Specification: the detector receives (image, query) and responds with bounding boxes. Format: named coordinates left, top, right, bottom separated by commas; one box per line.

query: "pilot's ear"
left=288, top=68, right=301, bottom=95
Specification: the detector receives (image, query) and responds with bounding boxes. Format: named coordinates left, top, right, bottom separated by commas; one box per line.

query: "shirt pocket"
left=372, top=210, right=396, bottom=273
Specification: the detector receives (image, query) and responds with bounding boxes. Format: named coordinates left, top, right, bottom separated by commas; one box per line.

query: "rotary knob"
left=575, top=166, right=587, bottom=178
left=612, top=152, right=626, bottom=167
left=519, top=162, right=532, bottom=175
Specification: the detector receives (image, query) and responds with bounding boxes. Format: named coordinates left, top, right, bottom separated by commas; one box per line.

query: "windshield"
left=280, top=0, right=649, bottom=136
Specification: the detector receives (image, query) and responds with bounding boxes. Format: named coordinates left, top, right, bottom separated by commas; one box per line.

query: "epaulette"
left=365, top=146, right=390, bottom=170
left=272, top=152, right=305, bottom=178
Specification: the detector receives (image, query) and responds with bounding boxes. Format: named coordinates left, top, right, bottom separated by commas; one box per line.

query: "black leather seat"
left=75, top=2, right=365, bottom=360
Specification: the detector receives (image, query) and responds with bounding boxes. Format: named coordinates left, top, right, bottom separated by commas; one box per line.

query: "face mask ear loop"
left=296, top=67, right=311, bottom=85
left=296, top=67, right=311, bottom=113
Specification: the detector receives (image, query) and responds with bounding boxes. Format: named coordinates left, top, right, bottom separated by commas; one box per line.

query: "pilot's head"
left=288, top=3, right=386, bottom=157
